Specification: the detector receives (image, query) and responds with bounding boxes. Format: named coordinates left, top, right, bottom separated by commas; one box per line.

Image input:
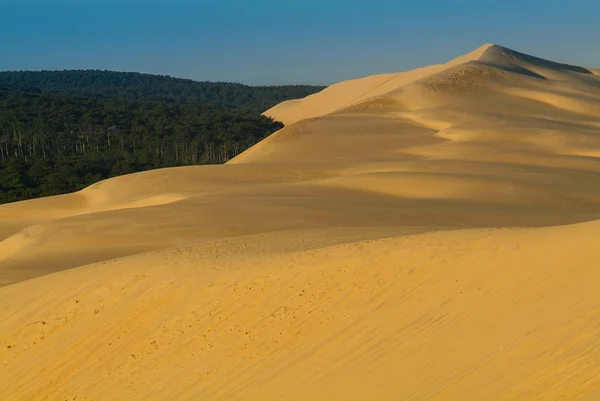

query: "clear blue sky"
left=2, top=0, right=599, bottom=85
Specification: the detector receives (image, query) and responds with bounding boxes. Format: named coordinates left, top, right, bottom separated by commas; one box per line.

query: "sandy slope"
left=263, top=44, right=495, bottom=126
left=2, top=222, right=600, bottom=400
left=1, top=44, right=600, bottom=400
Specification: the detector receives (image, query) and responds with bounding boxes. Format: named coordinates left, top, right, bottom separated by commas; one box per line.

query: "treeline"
left=0, top=70, right=325, bottom=204
left=0, top=89, right=283, bottom=203
left=0, top=70, right=325, bottom=113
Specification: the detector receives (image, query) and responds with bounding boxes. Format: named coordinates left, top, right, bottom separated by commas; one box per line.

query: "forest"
left=0, top=70, right=325, bottom=113
left=0, top=71, right=325, bottom=204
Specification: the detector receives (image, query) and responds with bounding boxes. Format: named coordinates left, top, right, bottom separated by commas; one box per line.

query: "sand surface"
left=1, top=44, right=600, bottom=400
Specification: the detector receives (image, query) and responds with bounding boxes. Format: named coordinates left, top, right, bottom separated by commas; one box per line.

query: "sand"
left=1, top=44, right=600, bottom=400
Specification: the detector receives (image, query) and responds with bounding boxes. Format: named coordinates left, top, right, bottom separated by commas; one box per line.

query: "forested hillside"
left=0, top=70, right=325, bottom=113
left=0, top=88, right=286, bottom=204
left=0, top=70, right=325, bottom=204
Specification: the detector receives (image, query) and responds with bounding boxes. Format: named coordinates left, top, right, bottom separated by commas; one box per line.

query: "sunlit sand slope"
left=1, top=44, right=600, bottom=400
left=1, top=221, right=600, bottom=400
left=264, top=44, right=495, bottom=126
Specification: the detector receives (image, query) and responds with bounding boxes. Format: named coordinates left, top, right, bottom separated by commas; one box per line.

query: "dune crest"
left=1, top=44, right=600, bottom=400
left=263, top=44, right=496, bottom=126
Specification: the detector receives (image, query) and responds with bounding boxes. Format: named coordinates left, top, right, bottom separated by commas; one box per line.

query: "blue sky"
left=2, top=0, right=599, bottom=85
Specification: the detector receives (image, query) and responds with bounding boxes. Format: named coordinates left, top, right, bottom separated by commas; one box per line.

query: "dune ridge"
left=1, top=44, right=600, bottom=400
left=263, top=44, right=496, bottom=126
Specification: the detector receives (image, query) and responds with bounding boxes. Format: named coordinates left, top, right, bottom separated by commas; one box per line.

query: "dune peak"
left=476, top=44, right=593, bottom=75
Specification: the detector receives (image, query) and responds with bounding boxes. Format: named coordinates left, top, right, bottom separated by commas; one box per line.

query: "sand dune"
left=2, top=222, right=600, bottom=400
left=264, top=44, right=495, bottom=126
left=1, top=44, right=600, bottom=400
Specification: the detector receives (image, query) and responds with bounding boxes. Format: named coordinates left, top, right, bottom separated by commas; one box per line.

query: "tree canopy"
left=0, top=70, right=325, bottom=113
left=0, top=70, right=325, bottom=204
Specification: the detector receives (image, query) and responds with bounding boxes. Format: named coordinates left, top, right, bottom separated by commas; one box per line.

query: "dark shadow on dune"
left=471, top=60, right=547, bottom=80
left=481, top=45, right=592, bottom=75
